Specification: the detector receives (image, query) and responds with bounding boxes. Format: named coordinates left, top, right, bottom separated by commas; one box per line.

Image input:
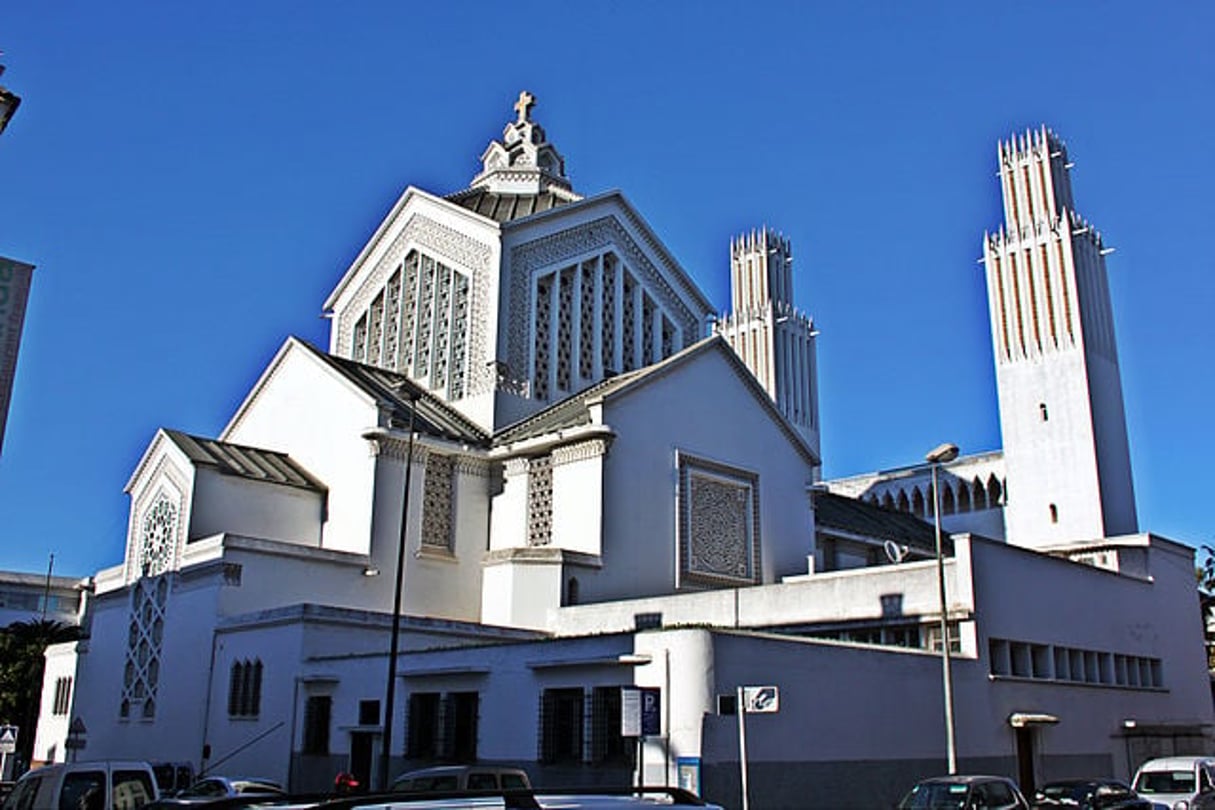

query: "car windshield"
left=1135, top=770, right=1196, bottom=794
left=897, top=782, right=971, bottom=809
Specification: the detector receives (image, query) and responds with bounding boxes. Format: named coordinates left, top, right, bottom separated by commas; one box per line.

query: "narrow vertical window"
left=1039, top=402, right=1049, bottom=421
left=1049, top=503, right=1058, bottom=524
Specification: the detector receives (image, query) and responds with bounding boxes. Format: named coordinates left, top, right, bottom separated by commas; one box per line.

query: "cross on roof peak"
left=513, top=90, right=535, bottom=123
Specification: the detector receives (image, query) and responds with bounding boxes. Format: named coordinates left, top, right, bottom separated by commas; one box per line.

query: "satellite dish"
left=883, top=540, right=910, bottom=564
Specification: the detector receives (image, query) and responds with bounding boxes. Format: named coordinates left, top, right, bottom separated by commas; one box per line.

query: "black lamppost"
left=926, top=441, right=960, bottom=774
left=379, top=392, right=419, bottom=790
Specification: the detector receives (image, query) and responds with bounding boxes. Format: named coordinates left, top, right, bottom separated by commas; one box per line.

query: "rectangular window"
left=406, top=692, right=441, bottom=759
left=540, top=688, right=585, bottom=764
left=302, top=696, right=331, bottom=755
left=358, top=700, right=380, bottom=726
left=444, top=692, right=479, bottom=763
left=590, top=687, right=630, bottom=764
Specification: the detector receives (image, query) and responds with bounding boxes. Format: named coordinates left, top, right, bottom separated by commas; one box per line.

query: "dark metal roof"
left=162, top=429, right=327, bottom=492
left=812, top=490, right=948, bottom=554
left=445, top=188, right=573, bottom=223
left=493, top=368, right=649, bottom=446
left=295, top=341, right=491, bottom=446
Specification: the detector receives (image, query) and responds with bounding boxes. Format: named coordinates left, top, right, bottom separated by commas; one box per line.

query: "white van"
left=0, top=761, right=158, bottom=810
left=1132, top=755, right=1215, bottom=809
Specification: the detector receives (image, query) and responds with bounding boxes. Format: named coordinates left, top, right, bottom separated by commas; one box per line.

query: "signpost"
left=622, top=687, right=661, bottom=787
left=735, top=686, right=779, bottom=810
left=65, top=717, right=87, bottom=762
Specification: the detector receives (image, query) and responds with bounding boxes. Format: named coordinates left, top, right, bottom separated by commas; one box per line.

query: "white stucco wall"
left=189, top=468, right=324, bottom=545
left=223, top=342, right=379, bottom=556
left=583, top=346, right=815, bottom=603
left=31, top=642, right=81, bottom=764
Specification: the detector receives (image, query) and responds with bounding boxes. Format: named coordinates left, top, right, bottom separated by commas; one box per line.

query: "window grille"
left=421, top=454, right=455, bottom=550
left=227, top=659, right=263, bottom=717
left=590, top=687, right=630, bottom=764
left=539, top=688, right=585, bottom=764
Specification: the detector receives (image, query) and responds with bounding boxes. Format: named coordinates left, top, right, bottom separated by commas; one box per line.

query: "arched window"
left=972, top=478, right=988, bottom=510
left=942, top=483, right=955, bottom=515
left=912, top=488, right=925, bottom=517
left=897, top=490, right=910, bottom=512
left=1039, top=402, right=1049, bottom=421
left=987, top=475, right=1003, bottom=507
left=957, top=483, right=971, bottom=513
left=1049, top=503, right=1058, bottom=524
left=882, top=492, right=895, bottom=510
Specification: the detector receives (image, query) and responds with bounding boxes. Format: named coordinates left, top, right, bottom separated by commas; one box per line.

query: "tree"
left=0, top=619, right=82, bottom=771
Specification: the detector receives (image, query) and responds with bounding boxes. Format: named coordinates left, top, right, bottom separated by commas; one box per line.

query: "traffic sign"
left=742, top=685, right=779, bottom=713
left=0, top=724, right=17, bottom=754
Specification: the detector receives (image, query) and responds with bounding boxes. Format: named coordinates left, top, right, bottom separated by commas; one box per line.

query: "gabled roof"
left=445, top=188, right=575, bottom=223
left=161, top=429, right=326, bottom=493
left=292, top=340, right=491, bottom=446
left=493, top=337, right=819, bottom=465
left=812, top=489, right=947, bottom=554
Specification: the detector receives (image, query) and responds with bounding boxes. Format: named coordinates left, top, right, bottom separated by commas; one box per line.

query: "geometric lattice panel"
left=121, top=576, right=168, bottom=720
left=677, top=452, right=761, bottom=588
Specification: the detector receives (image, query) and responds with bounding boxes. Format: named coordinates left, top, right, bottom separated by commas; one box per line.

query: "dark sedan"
left=1032, top=779, right=1149, bottom=809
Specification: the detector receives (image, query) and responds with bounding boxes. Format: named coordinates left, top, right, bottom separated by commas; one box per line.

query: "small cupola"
left=469, top=91, right=573, bottom=196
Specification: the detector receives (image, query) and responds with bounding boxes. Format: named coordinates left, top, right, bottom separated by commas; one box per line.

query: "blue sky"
left=0, top=2, right=1211, bottom=577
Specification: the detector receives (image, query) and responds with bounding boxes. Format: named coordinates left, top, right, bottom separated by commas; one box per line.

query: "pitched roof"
left=493, top=367, right=650, bottom=445
left=294, top=341, right=491, bottom=446
left=494, top=337, right=819, bottom=466
left=812, top=489, right=948, bottom=554
left=445, top=188, right=574, bottom=223
left=161, top=429, right=326, bottom=493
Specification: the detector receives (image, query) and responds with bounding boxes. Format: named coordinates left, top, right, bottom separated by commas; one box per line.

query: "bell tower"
left=982, top=127, right=1137, bottom=546
left=717, top=229, right=820, bottom=468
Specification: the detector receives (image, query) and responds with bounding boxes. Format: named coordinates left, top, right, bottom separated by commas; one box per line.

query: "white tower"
left=983, top=127, right=1136, bottom=547
left=717, top=229, right=820, bottom=467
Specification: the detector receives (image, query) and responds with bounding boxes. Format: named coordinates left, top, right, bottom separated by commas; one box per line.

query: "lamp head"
left=925, top=443, right=960, bottom=464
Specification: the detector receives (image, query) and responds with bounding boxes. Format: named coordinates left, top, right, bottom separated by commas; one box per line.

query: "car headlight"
left=1172, top=801, right=1190, bottom=810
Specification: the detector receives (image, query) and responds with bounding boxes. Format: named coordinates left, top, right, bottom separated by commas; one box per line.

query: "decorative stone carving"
left=336, top=214, right=494, bottom=398
left=507, top=217, right=701, bottom=382
left=121, top=575, right=169, bottom=720
left=677, top=453, right=761, bottom=588
left=552, top=438, right=608, bottom=467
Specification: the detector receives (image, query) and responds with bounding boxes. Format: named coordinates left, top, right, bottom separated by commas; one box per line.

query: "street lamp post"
left=379, top=392, right=419, bottom=790
left=926, top=441, right=960, bottom=775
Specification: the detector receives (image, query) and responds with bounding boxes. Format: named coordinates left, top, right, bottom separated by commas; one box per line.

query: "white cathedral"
left=32, top=95, right=1211, bottom=809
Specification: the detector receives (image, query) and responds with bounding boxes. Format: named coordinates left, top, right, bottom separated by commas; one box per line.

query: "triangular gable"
left=222, top=337, right=490, bottom=446
left=502, top=188, right=715, bottom=319
left=322, top=186, right=503, bottom=314
left=605, top=337, right=819, bottom=465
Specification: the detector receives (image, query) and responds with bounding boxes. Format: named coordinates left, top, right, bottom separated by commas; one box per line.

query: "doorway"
left=1015, top=726, right=1036, bottom=796
left=349, top=731, right=377, bottom=790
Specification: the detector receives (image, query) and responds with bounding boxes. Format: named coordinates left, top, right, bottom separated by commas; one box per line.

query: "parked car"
left=1132, top=756, right=1215, bottom=810
left=173, top=778, right=284, bottom=800
left=389, top=766, right=531, bottom=793
left=0, top=761, right=158, bottom=810
left=898, top=775, right=1030, bottom=809
left=1033, top=779, right=1149, bottom=809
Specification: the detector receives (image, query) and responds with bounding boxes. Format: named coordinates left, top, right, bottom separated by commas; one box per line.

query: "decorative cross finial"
left=513, top=90, right=535, bottom=123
